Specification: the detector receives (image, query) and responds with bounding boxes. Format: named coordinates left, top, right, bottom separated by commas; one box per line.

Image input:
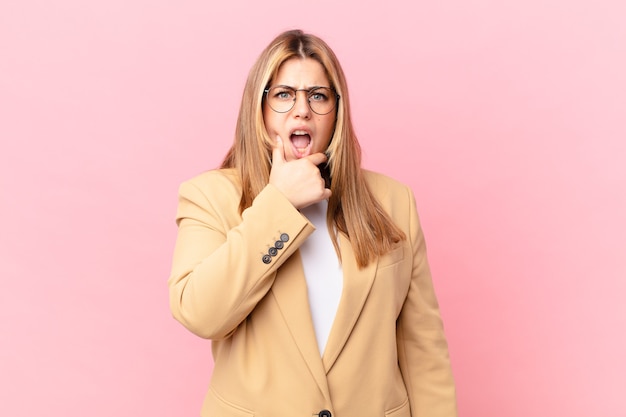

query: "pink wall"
left=1, top=1, right=624, bottom=416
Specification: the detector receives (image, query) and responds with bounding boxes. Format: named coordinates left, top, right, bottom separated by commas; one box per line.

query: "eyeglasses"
left=264, top=85, right=340, bottom=115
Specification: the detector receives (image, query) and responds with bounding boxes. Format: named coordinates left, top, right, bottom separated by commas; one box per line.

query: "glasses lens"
left=267, top=86, right=296, bottom=113
left=308, top=87, right=337, bottom=115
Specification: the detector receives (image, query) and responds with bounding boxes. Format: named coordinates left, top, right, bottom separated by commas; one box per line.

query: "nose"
left=292, top=90, right=311, bottom=119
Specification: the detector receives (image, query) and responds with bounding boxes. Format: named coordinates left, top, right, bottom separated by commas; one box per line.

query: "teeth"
left=292, top=130, right=308, bottom=135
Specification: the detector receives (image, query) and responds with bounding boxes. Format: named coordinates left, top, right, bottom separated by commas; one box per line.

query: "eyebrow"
left=270, top=84, right=331, bottom=90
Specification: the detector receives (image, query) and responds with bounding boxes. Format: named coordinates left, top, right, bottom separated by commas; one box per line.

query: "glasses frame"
left=264, top=85, right=341, bottom=115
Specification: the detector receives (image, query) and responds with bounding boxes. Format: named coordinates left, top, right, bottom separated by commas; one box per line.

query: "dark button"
left=318, top=410, right=331, bottom=417
left=274, top=240, right=284, bottom=249
left=280, top=233, right=289, bottom=242
left=268, top=247, right=278, bottom=256
left=262, top=254, right=272, bottom=264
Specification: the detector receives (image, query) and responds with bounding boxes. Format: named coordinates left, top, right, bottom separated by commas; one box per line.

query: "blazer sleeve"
left=396, top=186, right=458, bottom=417
left=168, top=174, right=315, bottom=339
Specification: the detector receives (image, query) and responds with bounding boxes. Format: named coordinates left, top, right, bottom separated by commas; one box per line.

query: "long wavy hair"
left=221, top=30, right=405, bottom=268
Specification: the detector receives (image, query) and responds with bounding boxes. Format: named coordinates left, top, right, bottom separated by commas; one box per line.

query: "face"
left=263, top=58, right=336, bottom=162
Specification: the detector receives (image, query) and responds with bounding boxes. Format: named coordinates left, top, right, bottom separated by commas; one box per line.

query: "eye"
left=309, top=88, right=330, bottom=102
left=272, top=87, right=295, bottom=101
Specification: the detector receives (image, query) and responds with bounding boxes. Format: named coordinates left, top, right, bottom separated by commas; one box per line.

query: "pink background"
left=1, top=1, right=625, bottom=416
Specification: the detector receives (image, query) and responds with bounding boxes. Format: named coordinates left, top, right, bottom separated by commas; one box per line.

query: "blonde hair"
left=222, top=30, right=405, bottom=268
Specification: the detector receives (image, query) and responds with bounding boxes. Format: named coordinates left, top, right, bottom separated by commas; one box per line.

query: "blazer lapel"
left=322, top=233, right=378, bottom=372
left=270, top=250, right=331, bottom=400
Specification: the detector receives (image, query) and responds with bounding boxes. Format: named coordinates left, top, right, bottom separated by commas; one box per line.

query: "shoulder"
left=176, top=169, right=242, bottom=214
left=179, top=168, right=241, bottom=199
left=362, top=170, right=419, bottom=227
left=182, top=168, right=240, bottom=191
left=362, top=169, right=412, bottom=202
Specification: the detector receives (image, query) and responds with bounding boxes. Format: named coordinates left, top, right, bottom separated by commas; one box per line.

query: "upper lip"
left=289, top=126, right=312, bottom=136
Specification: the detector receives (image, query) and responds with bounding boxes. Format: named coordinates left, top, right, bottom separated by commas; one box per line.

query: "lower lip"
left=294, top=148, right=308, bottom=158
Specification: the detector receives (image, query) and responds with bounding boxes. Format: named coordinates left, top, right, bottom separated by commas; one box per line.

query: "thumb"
left=272, top=135, right=286, bottom=166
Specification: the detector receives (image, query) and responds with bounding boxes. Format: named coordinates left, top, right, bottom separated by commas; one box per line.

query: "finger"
left=304, top=152, right=328, bottom=166
left=271, top=135, right=286, bottom=165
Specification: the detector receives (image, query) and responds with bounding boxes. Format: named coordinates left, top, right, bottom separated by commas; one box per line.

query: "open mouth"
left=290, top=130, right=312, bottom=157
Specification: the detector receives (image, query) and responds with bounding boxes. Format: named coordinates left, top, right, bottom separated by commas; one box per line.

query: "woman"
left=168, top=29, right=457, bottom=417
